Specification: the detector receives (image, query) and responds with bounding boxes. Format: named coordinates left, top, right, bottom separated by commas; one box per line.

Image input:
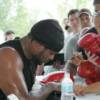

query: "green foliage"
left=0, top=0, right=12, bottom=30
left=0, top=0, right=29, bottom=36
left=76, top=0, right=93, bottom=11
left=0, top=0, right=93, bottom=37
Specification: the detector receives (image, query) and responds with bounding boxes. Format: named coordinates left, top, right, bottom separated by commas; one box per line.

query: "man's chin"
left=40, top=59, right=49, bottom=64
left=31, top=55, right=49, bottom=64
left=31, top=55, right=43, bottom=64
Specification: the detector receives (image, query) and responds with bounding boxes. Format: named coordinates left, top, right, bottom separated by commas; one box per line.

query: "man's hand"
left=41, top=82, right=61, bottom=92
left=30, top=82, right=61, bottom=100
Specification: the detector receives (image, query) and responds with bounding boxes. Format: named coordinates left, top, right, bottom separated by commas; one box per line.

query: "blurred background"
left=0, top=0, right=93, bottom=38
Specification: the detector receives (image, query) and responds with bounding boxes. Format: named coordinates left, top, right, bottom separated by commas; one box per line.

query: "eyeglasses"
left=94, top=10, right=100, bottom=16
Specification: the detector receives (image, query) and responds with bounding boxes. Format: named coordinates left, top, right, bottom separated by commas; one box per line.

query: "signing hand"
left=41, top=82, right=61, bottom=92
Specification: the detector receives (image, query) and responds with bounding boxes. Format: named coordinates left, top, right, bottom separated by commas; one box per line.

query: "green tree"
left=0, top=0, right=12, bottom=30
left=0, top=0, right=30, bottom=37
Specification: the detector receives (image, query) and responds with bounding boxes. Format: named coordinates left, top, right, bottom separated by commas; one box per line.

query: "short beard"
left=30, top=54, right=43, bottom=65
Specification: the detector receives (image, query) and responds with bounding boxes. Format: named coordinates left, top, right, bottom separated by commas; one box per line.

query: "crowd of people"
left=0, top=0, right=100, bottom=100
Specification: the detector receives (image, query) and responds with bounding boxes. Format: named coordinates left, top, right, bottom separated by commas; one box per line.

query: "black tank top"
left=0, top=89, right=8, bottom=100
left=0, top=39, right=39, bottom=92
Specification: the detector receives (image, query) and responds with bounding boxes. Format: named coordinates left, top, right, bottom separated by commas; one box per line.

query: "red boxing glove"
left=77, top=33, right=100, bottom=84
left=77, top=61, right=97, bottom=79
left=78, top=32, right=100, bottom=64
left=85, top=71, right=100, bottom=85
left=40, top=71, right=65, bottom=84
left=86, top=78, right=97, bottom=85
left=77, top=60, right=100, bottom=84
left=78, top=33, right=100, bottom=54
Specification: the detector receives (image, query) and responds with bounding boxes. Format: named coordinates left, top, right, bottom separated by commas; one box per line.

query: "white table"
left=61, top=93, right=74, bottom=100
left=76, top=94, right=100, bottom=100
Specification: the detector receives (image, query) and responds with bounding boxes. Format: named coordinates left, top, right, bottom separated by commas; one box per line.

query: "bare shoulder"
left=0, top=47, right=23, bottom=69
left=0, top=47, right=25, bottom=96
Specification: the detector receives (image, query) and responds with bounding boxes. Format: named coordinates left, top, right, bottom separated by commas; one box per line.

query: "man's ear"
left=32, top=40, right=46, bottom=52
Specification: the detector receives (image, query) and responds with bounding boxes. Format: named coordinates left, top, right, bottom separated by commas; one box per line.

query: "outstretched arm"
left=0, top=47, right=58, bottom=100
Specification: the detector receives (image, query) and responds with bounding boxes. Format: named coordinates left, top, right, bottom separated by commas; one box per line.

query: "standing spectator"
left=64, top=9, right=80, bottom=61
left=79, top=8, right=93, bottom=29
left=5, top=30, right=15, bottom=41
left=79, top=8, right=93, bottom=36
left=62, top=9, right=80, bottom=100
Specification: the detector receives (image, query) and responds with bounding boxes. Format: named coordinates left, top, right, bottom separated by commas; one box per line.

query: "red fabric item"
left=40, top=71, right=65, bottom=84
left=77, top=60, right=100, bottom=84
left=77, top=61, right=97, bottom=79
left=78, top=33, right=100, bottom=64
left=86, top=78, right=97, bottom=85
left=78, top=33, right=100, bottom=54
left=77, top=33, right=100, bottom=84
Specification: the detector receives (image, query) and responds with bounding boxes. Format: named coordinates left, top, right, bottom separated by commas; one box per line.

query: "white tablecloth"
left=76, top=94, right=100, bottom=100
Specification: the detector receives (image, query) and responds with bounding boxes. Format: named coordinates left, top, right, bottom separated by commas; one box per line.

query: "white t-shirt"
left=64, top=33, right=79, bottom=61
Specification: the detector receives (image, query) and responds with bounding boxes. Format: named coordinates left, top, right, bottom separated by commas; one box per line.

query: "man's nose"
left=84, top=19, right=88, bottom=24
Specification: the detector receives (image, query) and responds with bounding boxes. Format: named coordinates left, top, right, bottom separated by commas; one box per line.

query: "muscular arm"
left=0, top=47, right=54, bottom=100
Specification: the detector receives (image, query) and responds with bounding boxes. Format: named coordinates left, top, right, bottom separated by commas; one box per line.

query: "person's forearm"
left=16, top=90, right=52, bottom=100
left=17, top=82, right=60, bottom=100
left=84, top=82, right=100, bottom=94
left=29, top=84, right=54, bottom=100
left=9, top=86, right=51, bottom=100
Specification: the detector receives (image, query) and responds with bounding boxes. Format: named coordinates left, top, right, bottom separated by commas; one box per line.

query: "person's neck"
left=73, top=28, right=80, bottom=34
left=20, top=36, right=32, bottom=59
left=82, top=24, right=92, bottom=29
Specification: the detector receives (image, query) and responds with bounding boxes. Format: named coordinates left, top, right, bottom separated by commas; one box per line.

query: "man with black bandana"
left=0, top=19, right=64, bottom=100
